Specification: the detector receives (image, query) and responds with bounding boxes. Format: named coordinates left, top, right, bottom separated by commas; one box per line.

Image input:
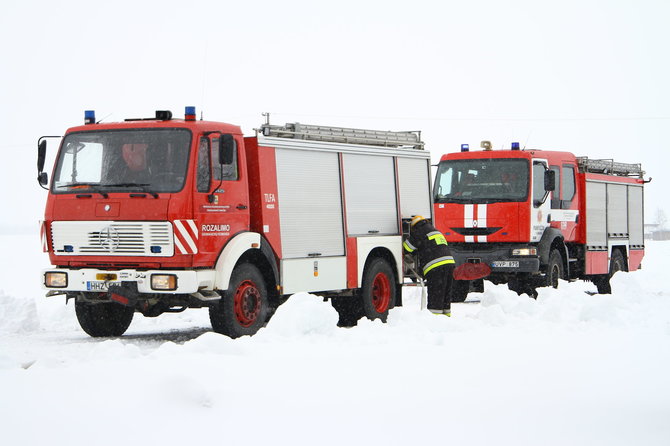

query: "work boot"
left=428, top=309, right=443, bottom=315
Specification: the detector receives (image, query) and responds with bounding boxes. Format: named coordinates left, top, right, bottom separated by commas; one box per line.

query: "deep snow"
left=1, top=233, right=669, bottom=446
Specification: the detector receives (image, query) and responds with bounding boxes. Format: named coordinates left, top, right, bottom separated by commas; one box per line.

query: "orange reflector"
left=96, top=273, right=118, bottom=281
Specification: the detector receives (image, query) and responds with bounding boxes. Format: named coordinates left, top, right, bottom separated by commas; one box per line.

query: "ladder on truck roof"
left=259, top=122, right=424, bottom=150
left=576, top=157, right=644, bottom=178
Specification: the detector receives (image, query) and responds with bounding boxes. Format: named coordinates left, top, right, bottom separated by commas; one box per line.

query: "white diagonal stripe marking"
left=174, top=220, right=197, bottom=254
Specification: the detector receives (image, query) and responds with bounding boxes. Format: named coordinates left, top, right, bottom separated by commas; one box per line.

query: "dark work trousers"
left=425, top=266, right=454, bottom=312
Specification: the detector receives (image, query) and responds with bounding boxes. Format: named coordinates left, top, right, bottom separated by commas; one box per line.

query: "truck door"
left=548, top=162, right=579, bottom=242
left=530, top=159, right=551, bottom=242
left=192, top=134, right=249, bottom=267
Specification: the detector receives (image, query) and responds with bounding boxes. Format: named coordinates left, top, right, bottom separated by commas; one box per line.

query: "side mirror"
left=544, top=169, right=556, bottom=192
left=37, top=139, right=47, bottom=173
left=38, top=172, right=49, bottom=187
left=219, top=134, right=235, bottom=165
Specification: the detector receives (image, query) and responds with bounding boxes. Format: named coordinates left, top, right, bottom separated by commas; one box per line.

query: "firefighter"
left=403, top=215, right=456, bottom=316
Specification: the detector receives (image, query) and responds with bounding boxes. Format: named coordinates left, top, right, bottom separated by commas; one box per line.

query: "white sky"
left=1, top=0, right=668, bottom=230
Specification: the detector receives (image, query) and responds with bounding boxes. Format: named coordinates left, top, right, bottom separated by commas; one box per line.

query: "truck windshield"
left=434, top=158, right=529, bottom=204
left=52, top=129, right=191, bottom=194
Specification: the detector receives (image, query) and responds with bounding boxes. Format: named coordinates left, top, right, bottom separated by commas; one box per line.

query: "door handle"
left=236, top=204, right=248, bottom=210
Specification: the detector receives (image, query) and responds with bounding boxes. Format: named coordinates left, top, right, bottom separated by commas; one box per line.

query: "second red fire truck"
left=37, top=109, right=433, bottom=338
left=433, top=142, right=646, bottom=300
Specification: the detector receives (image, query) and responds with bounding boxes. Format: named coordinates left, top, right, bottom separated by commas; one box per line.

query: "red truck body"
left=38, top=109, right=432, bottom=337
left=433, top=145, right=645, bottom=298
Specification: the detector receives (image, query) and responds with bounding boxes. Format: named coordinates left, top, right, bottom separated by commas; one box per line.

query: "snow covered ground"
left=1, top=232, right=669, bottom=446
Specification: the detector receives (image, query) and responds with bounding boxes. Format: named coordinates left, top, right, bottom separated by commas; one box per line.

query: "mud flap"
left=453, top=262, right=492, bottom=281
left=107, top=283, right=139, bottom=307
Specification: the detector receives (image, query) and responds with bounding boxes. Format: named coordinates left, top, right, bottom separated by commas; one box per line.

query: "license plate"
left=86, top=281, right=110, bottom=291
left=491, top=261, right=520, bottom=268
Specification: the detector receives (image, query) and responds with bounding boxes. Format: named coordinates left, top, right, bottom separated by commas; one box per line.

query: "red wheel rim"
left=233, top=280, right=261, bottom=327
left=371, top=272, right=391, bottom=313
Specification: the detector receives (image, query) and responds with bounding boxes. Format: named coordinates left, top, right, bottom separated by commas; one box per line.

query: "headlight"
left=45, top=272, right=68, bottom=288
left=151, top=274, right=178, bottom=291
left=512, top=248, right=537, bottom=256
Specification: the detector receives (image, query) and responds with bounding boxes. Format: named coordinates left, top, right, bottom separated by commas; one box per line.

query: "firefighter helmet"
left=410, top=215, right=425, bottom=227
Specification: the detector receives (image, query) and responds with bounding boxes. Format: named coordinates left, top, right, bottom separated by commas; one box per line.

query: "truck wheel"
left=545, top=249, right=564, bottom=288
left=509, top=276, right=538, bottom=298
left=331, top=296, right=363, bottom=327
left=75, top=300, right=134, bottom=337
left=595, top=249, right=626, bottom=294
left=451, top=280, right=469, bottom=303
left=210, top=263, right=268, bottom=338
left=360, top=258, right=396, bottom=322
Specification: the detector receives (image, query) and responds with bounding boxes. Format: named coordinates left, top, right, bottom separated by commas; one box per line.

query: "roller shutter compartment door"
left=586, top=181, right=607, bottom=247
left=275, top=148, right=345, bottom=259
left=607, top=183, right=628, bottom=236
left=628, top=185, right=644, bottom=246
left=343, top=154, right=398, bottom=236
left=397, top=157, right=431, bottom=219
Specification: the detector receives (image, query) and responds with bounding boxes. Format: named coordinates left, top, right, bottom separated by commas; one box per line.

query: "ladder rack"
left=258, top=122, right=424, bottom=150
left=576, top=157, right=644, bottom=178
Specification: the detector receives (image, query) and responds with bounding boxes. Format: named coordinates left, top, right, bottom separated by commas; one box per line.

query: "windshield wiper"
left=437, top=196, right=477, bottom=204
left=56, top=182, right=109, bottom=198
left=478, top=198, right=516, bottom=204
left=103, top=183, right=159, bottom=199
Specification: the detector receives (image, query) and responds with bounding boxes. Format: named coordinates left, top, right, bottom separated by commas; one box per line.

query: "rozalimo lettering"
left=202, top=224, right=231, bottom=232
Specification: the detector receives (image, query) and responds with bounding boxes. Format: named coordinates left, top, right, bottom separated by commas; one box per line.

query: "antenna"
left=523, top=130, right=533, bottom=150
left=200, top=39, right=209, bottom=120
left=96, top=113, right=112, bottom=124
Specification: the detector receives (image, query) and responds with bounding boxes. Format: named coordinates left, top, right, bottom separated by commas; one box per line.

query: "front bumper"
left=450, top=244, right=540, bottom=274
left=42, top=268, right=215, bottom=294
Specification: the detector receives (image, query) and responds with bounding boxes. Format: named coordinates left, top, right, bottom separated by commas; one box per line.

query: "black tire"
left=595, top=249, right=626, bottom=294
left=451, top=280, right=469, bottom=303
left=331, top=296, right=363, bottom=328
left=360, top=258, right=397, bottom=322
left=508, top=276, right=538, bottom=298
left=545, top=249, right=564, bottom=289
left=210, top=263, right=268, bottom=338
left=75, top=300, right=134, bottom=337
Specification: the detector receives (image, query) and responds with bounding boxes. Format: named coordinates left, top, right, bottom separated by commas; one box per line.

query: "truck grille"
left=51, top=221, right=174, bottom=257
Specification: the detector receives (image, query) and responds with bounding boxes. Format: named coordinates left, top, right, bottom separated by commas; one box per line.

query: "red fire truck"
left=37, top=108, right=432, bottom=338
left=433, top=142, right=646, bottom=300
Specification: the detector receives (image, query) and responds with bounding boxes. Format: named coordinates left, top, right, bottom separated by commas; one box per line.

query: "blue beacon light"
left=511, top=142, right=520, bottom=150
left=84, top=110, right=96, bottom=125
left=185, top=106, right=196, bottom=121
left=461, top=144, right=470, bottom=152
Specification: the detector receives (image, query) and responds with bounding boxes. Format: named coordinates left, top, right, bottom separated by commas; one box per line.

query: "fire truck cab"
left=433, top=143, right=645, bottom=299
left=37, top=108, right=432, bottom=338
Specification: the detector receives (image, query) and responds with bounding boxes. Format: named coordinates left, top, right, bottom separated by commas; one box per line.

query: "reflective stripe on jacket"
left=404, top=219, right=454, bottom=277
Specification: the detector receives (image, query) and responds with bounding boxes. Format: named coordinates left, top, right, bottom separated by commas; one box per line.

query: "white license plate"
left=86, top=281, right=110, bottom=291
left=491, top=261, right=520, bottom=268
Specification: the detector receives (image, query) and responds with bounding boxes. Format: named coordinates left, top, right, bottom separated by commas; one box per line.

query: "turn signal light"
left=151, top=274, right=178, bottom=291
left=45, top=272, right=68, bottom=288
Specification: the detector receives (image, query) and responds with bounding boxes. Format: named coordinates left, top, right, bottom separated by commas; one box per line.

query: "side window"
left=550, top=165, right=561, bottom=209
left=211, top=136, right=238, bottom=181
left=561, top=165, right=576, bottom=208
left=196, top=137, right=211, bottom=193
left=532, top=162, right=547, bottom=207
